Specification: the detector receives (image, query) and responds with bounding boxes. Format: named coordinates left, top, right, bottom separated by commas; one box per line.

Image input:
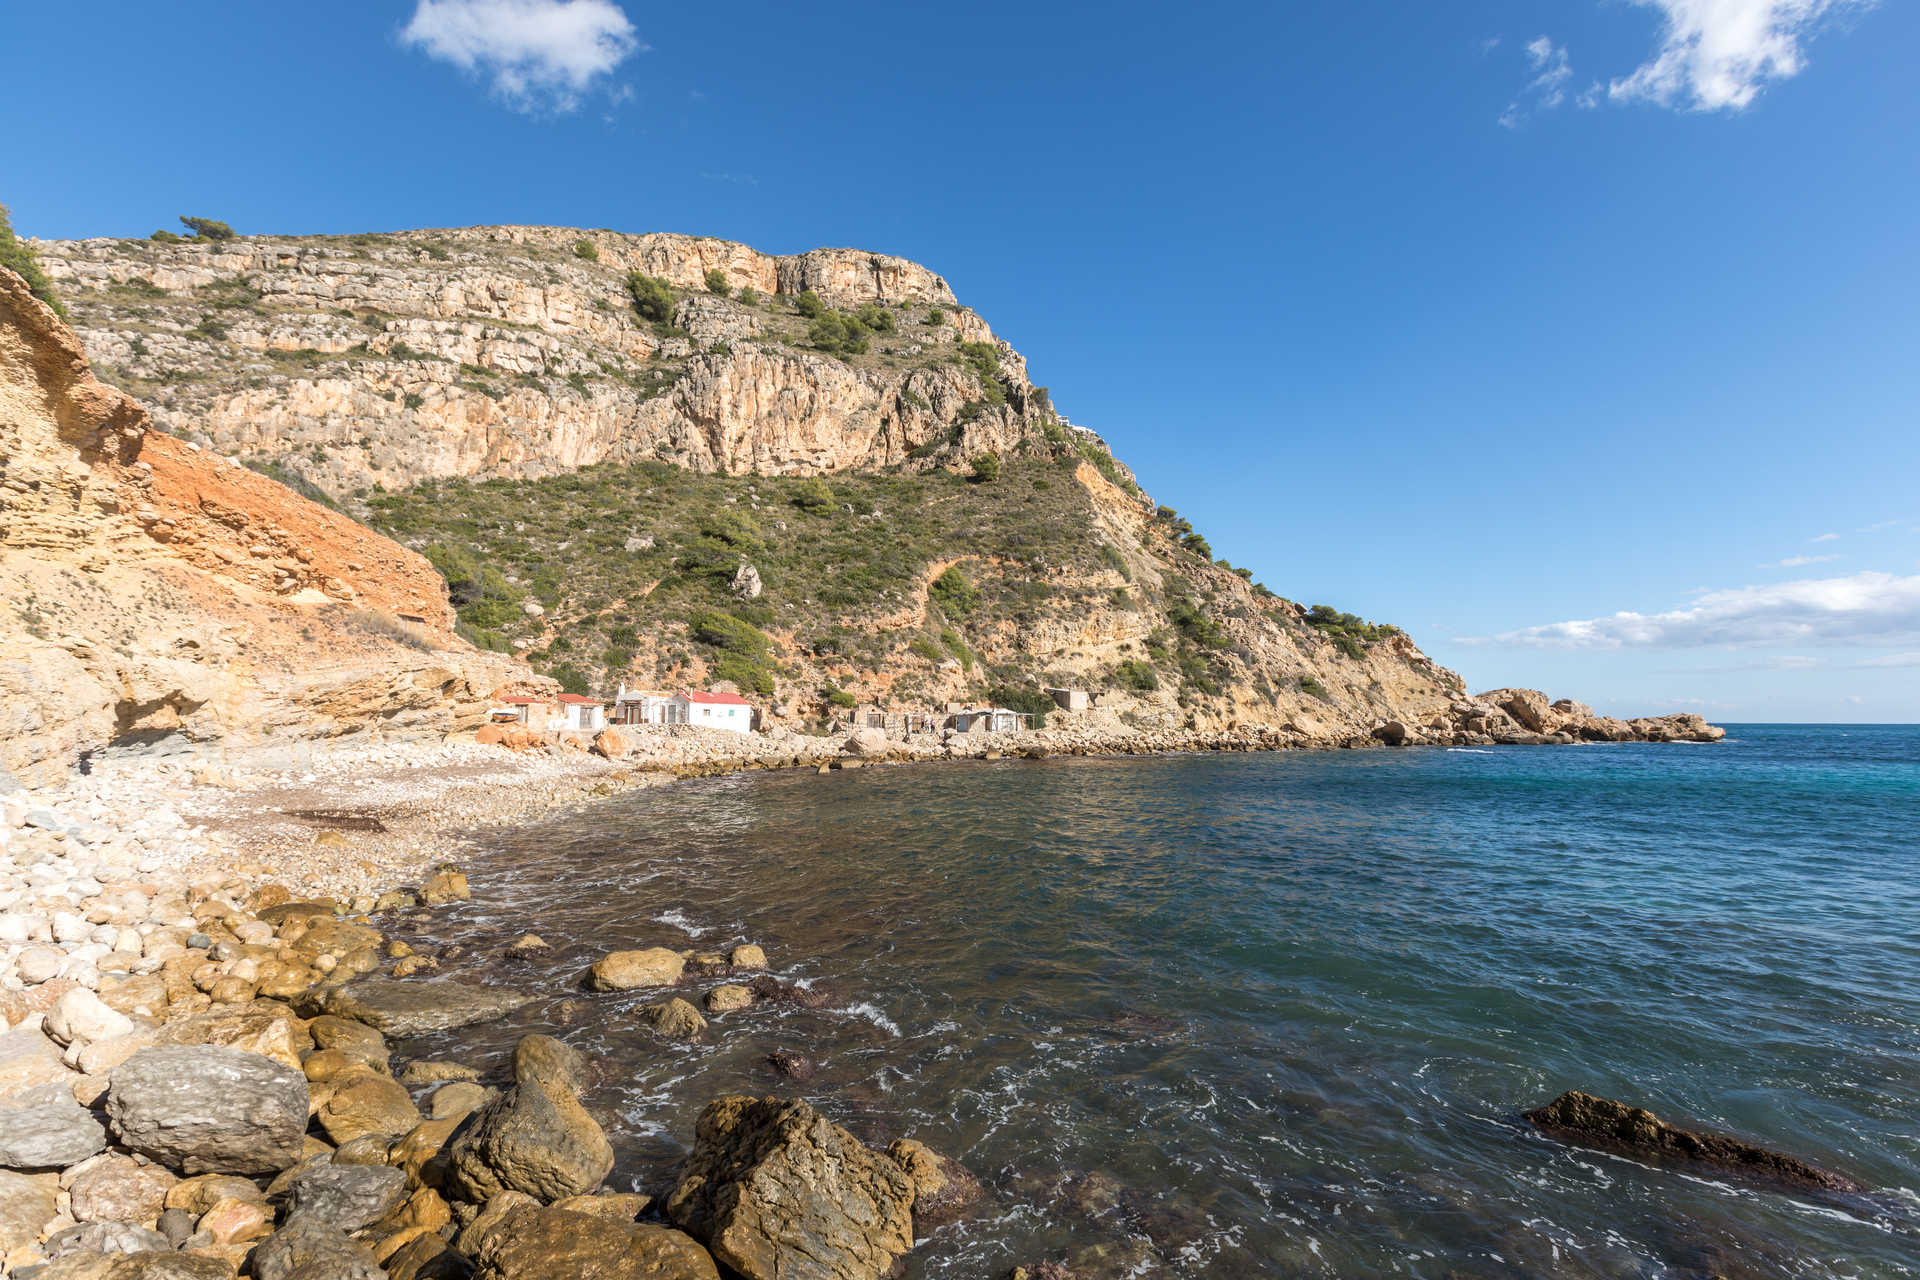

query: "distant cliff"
left=0, top=265, right=534, bottom=785
left=25, top=227, right=1719, bottom=747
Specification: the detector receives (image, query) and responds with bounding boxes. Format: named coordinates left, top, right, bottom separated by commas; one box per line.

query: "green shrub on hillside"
left=792, top=478, right=835, bottom=515
left=0, top=204, right=66, bottom=318
left=1114, top=659, right=1158, bottom=692
left=737, top=287, right=759, bottom=306
left=688, top=610, right=776, bottom=694
left=179, top=216, right=236, bottom=242
left=957, top=341, right=999, bottom=378
left=825, top=685, right=858, bottom=708
left=924, top=307, right=945, bottom=326
left=574, top=240, right=599, bottom=261
left=930, top=566, right=979, bottom=618
left=807, top=310, right=870, bottom=356
left=704, top=268, right=731, bottom=296
left=970, top=452, right=1000, bottom=483
left=855, top=303, right=894, bottom=333
left=983, top=683, right=1051, bottom=729
left=794, top=289, right=827, bottom=319
left=150, top=229, right=184, bottom=244
left=627, top=272, right=674, bottom=325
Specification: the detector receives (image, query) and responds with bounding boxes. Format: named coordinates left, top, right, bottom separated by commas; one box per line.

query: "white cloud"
left=401, top=0, right=641, bottom=113
left=1500, top=36, right=1575, bottom=125
left=1608, top=0, right=1870, bottom=111
left=1767, top=553, right=1841, bottom=568
left=1857, top=652, right=1920, bottom=668
left=1475, top=571, right=1920, bottom=650
left=1812, top=532, right=1840, bottom=542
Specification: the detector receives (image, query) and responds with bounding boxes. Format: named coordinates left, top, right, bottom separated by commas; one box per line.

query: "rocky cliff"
left=33, top=227, right=1049, bottom=496
left=25, top=226, right=1718, bottom=747
left=0, top=266, right=534, bottom=786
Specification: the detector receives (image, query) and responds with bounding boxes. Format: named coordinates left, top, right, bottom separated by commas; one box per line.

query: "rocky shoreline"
left=0, top=703, right=1740, bottom=1279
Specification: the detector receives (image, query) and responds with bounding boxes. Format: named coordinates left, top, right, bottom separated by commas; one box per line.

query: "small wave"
left=1447, top=748, right=1497, bottom=755
left=839, top=1002, right=902, bottom=1036
left=650, top=909, right=706, bottom=936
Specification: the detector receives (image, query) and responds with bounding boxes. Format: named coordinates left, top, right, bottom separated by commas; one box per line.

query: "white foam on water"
left=650, top=909, right=705, bottom=936
left=839, top=1002, right=903, bottom=1036
left=1447, top=748, right=1497, bottom=755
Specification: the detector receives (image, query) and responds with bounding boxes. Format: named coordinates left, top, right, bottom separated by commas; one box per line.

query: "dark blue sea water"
left=418, top=725, right=1920, bottom=1277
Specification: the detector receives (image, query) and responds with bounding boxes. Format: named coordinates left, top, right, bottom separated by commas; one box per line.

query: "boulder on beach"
left=68, top=1152, right=177, bottom=1224
left=283, top=1160, right=409, bottom=1234
left=842, top=728, right=891, bottom=759
left=317, top=979, right=531, bottom=1036
left=666, top=1095, right=914, bottom=1280
left=152, top=1000, right=310, bottom=1072
left=586, top=948, right=686, bottom=991
left=446, top=1034, right=615, bottom=1203
left=250, top=1214, right=386, bottom=1280
left=704, top=985, right=754, bottom=1014
left=315, top=1068, right=423, bottom=1144
left=1525, top=1090, right=1858, bottom=1191
left=467, top=1204, right=719, bottom=1280
left=0, top=1168, right=57, bottom=1253
left=728, top=945, right=768, bottom=971
left=0, top=1086, right=109, bottom=1170
left=106, top=1045, right=308, bottom=1176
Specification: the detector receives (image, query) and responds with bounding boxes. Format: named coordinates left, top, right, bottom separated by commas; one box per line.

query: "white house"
left=675, top=689, right=752, bottom=733
left=612, top=684, right=685, bottom=726
left=951, top=706, right=1030, bottom=734
left=554, top=694, right=606, bottom=733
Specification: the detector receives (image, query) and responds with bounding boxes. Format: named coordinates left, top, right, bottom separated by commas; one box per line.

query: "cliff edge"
left=0, top=265, right=536, bottom=785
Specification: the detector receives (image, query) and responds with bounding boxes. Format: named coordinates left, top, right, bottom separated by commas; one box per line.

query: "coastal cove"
left=397, top=726, right=1920, bottom=1277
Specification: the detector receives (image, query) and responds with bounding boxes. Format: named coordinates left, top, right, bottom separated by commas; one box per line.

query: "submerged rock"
left=761, top=1050, right=817, bottom=1083
left=318, top=979, right=531, bottom=1036
left=638, top=998, right=707, bottom=1041
left=885, top=1138, right=984, bottom=1227
left=1525, top=1090, right=1858, bottom=1191
left=666, top=1095, right=914, bottom=1280
left=585, top=948, right=686, bottom=991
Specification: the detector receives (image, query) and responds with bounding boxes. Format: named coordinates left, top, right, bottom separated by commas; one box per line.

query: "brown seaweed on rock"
left=1525, top=1091, right=1859, bottom=1192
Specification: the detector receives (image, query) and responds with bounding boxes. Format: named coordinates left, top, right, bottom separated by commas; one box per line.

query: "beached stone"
left=164, top=1174, right=262, bottom=1216
left=638, top=998, right=706, bottom=1041
left=585, top=948, right=685, bottom=992
left=446, top=1035, right=613, bottom=1203
left=842, top=728, right=890, bottom=758
left=1526, top=1090, right=1858, bottom=1191
left=419, top=867, right=471, bottom=905
left=250, top=1215, right=385, bottom=1280
left=152, top=1001, right=309, bottom=1072
left=666, top=1095, right=914, bottom=1280
left=467, top=1204, right=720, bottom=1280
left=885, top=1138, right=983, bottom=1227
left=74, top=1030, right=159, bottom=1078
left=307, top=1015, right=390, bottom=1071
left=43, top=989, right=134, bottom=1049
left=398, top=1059, right=479, bottom=1085
left=284, top=1161, right=409, bottom=1234
left=0, top=1026, right=79, bottom=1099
left=421, top=1082, right=487, bottom=1122
left=318, top=979, right=530, bottom=1036
left=195, top=1194, right=273, bottom=1244
left=0, top=1088, right=108, bottom=1169
left=551, top=1191, right=652, bottom=1221
left=0, top=1168, right=57, bottom=1252
left=46, top=1220, right=172, bottom=1259
left=68, top=1152, right=176, bottom=1223
left=383, top=1230, right=474, bottom=1280
left=704, top=985, right=753, bottom=1014
left=727, top=945, right=768, bottom=971
left=316, top=1068, right=422, bottom=1143
left=454, top=1189, right=540, bottom=1257
left=37, top=1249, right=234, bottom=1279
left=106, top=1045, right=308, bottom=1175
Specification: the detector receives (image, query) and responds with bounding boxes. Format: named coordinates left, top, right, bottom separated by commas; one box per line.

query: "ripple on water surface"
left=401, top=725, right=1920, bottom=1278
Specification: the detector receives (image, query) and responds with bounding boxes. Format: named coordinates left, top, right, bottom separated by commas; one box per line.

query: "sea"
left=405, top=724, right=1920, bottom=1278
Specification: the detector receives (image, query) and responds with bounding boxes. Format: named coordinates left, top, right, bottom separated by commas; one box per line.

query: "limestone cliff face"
left=0, top=267, right=534, bottom=786
left=33, top=228, right=1040, bottom=498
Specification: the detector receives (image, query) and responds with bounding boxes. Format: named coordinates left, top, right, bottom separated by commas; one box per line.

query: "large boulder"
left=315, top=1068, right=423, bottom=1144
left=0, top=1168, right=57, bottom=1253
left=1526, top=1090, right=1857, bottom=1191
left=152, top=1001, right=310, bottom=1072
left=446, top=1035, right=614, bottom=1203
left=666, top=1096, right=914, bottom=1280
left=590, top=728, right=629, bottom=760
left=106, top=1046, right=308, bottom=1175
left=318, top=979, right=530, bottom=1037
left=469, top=1204, right=719, bottom=1280
left=36, top=1252, right=233, bottom=1279
left=284, top=1160, right=409, bottom=1234
left=1482, top=688, right=1555, bottom=733
left=841, top=728, right=890, bottom=758
left=0, top=1086, right=108, bottom=1170
left=585, top=949, right=685, bottom=992
left=68, top=1153, right=177, bottom=1223
left=638, top=999, right=706, bottom=1041
left=249, top=1214, right=385, bottom=1280
left=43, top=989, right=135, bottom=1050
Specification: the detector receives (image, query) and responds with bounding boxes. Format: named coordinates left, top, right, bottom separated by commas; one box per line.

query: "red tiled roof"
left=555, top=694, right=603, bottom=704
left=680, top=690, right=751, bottom=706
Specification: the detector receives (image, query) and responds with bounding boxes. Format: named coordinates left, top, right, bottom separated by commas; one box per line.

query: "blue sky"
left=4, top=1, right=1916, bottom=721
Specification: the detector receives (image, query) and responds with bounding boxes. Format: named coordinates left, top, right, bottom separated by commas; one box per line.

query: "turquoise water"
left=416, top=726, right=1920, bottom=1277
